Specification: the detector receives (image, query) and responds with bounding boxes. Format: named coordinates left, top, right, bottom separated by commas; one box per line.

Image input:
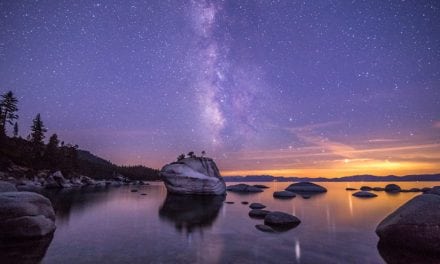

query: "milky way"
left=0, top=0, right=439, bottom=177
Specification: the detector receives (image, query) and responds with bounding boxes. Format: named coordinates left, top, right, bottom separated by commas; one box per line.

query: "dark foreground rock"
left=425, top=186, right=440, bottom=195
left=160, top=157, right=226, bottom=195
left=255, top=224, right=275, bottom=233
left=249, top=209, right=271, bottom=219
left=285, top=182, right=327, bottom=193
left=352, top=191, right=377, bottom=198
left=249, top=203, right=266, bottom=209
left=0, top=234, right=54, bottom=264
left=264, top=211, right=301, bottom=230
left=273, top=191, right=296, bottom=199
left=377, top=239, right=440, bottom=264
left=376, top=194, right=440, bottom=253
left=227, top=184, right=263, bottom=193
left=384, top=184, right=401, bottom=193
left=0, top=192, right=56, bottom=238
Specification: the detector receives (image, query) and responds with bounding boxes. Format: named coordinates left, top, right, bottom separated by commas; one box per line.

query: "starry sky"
left=1, top=0, right=439, bottom=177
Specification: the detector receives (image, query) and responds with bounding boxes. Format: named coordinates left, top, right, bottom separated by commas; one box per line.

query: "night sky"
left=1, top=0, right=439, bottom=177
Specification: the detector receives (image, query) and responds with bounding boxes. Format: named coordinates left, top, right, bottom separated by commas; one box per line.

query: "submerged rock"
left=249, top=203, right=266, bottom=209
left=345, top=187, right=357, bottom=191
left=0, top=191, right=56, bottom=238
left=285, top=182, right=327, bottom=193
left=264, top=211, right=301, bottom=230
left=249, top=209, right=271, bottom=219
left=253, top=184, right=269, bottom=189
left=255, top=224, right=275, bottom=233
left=273, top=191, right=296, bottom=199
left=160, top=157, right=226, bottom=195
left=360, top=186, right=373, bottom=191
left=353, top=191, right=377, bottom=198
left=227, top=184, right=263, bottom=193
left=384, top=184, right=401, bottom=193
left=376, top=194, right=440, bottom=253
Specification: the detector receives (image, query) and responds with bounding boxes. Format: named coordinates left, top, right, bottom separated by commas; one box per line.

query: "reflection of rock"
left=376, top=194, right=440, bottom=253
left=285, top=182, right=327, bottom=193
left=0, top=235, right=53, bottom=264
left=160, top=157, right=226, bottom=195
left=0, top=192, right=56, bottom=238
left=159, top=194, right=224, bottom=233
left=377, top=239, right=440, bottom=264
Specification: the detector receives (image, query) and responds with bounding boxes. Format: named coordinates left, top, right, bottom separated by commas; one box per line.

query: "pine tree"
left=0, top=91, right=19, bottom=136
left=44, top=133, right=60, bottom=168
left=30, top=113, right=47, bottom=145
left=13, top=122, right=18, bottom=137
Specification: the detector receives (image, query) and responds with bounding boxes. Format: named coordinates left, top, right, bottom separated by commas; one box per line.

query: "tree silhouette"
left=44, top=133, right=60, bottom=168
left=187, top=151, right=195, bottom=158
left=13, top=122, right=18, bottom=138
left=177, top=153, right=185, bottom=161
left=30, top=113, right=47, bottom=145
left=0, top=91, right=19, bottom=137
left=201, top=150, right=206, bottom=157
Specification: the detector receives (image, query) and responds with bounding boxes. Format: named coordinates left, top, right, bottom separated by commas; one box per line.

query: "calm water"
left=15, top=182, right=440, bottom=263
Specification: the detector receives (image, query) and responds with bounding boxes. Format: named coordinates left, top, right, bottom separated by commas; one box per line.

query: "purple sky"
left=1, top=0, right=439, bottom=177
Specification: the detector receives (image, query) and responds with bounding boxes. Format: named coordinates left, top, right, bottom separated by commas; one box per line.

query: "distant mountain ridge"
left=223, top=174, right=440, bottom=182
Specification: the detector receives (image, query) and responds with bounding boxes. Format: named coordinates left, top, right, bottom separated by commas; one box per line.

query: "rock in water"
left=0, top=192, right=56, bottom=238
left=352, top=191, right=378, bottom=198
left=160, top=157, right=226, bottom=195
left=264, top=211, right=301, bottom=230
left=249, top=203, right=266, bottom=209
left=227, top=184, right=263, bottom=193
left=376, top=194, right=440, bottom=253
left=285, top=182, right=327, bottom=193
left=384, top=184, right=401, bottom=193
left=255, top=224, right=275, bottom=233
left=273, top=191, right=296, bottom=199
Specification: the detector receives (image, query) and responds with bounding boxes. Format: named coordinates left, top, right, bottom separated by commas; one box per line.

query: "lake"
left=13, top=182, right=440, bottom=263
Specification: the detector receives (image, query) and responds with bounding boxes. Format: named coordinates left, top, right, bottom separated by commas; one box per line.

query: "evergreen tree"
left=30, top=113, right=47, bottom=145
left=0, top=91, right=19, bottom=136
left=44, top=133, right=60, bottom=168
left=13, top=122, right=18, bottom=137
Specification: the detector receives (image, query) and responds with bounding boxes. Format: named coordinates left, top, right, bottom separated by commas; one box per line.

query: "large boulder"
left=376, top=194, right=440, bottom=253
left=227, top=184, right=263, bottom=193
left=160, top=157, right=226, bottom=195
left=0, top=191, right=56, bottom=238
left=285, top=182, right=327, bottom=193
left=0, top=181, right=17, bottom=192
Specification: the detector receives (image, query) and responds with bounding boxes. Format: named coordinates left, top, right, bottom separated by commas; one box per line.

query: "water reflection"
left=159, top=194, right=225, bottom=233
left=0, top=235, right=53, bottom=264
left=377, top=240, right=440, bottom=264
